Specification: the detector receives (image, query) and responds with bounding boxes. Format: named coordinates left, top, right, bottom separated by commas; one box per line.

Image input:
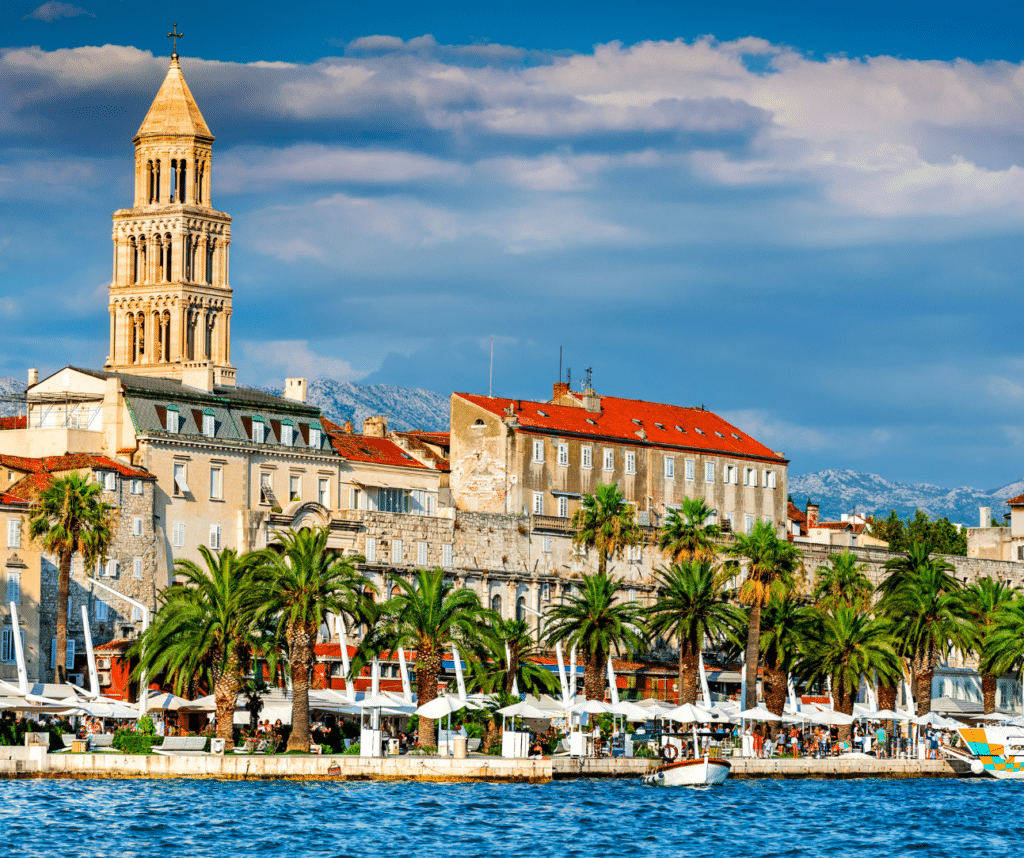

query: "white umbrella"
left=912, top=711, right=952, bottom=727
left=496, top=700, right=554, bottom=720
left=739, top=706, right=782, bottom=722
left=569, top=698, right=611, bottom=715
left=146, top=692, right=192, bottom=711
left=179, top=694, right=218, bottom=711
left=970, top=712, right=1015, bottom=722
left=357, top=693, right=409, bottom=710
left=804, top=707, right=854, bottom=726
left=872, top=709, right=913, bottom=721
left=414, top=696, right=480, bottom=719
left=663, top=702, right=716, bottom=723
left=608, top=700, right=651, bottom=721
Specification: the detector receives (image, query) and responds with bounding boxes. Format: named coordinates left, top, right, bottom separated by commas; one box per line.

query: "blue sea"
left=0, top=777, right=1017, bottom=858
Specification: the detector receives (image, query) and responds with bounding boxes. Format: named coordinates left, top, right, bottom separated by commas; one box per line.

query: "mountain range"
left=788, top=469, right=1023, bottom=527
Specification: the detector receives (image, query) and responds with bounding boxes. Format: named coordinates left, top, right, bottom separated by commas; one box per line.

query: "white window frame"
left=425, top=493, right=436, bottom=516
left=202, top=413, right=216, bottom=438
left=365, top=536, right=376, bottom=563
left=532, top=439, right=544, bottom=464
left=166, top=408, right=179, bottom=433
left=130, top=478, right=143, bottom=495
left=132, top=516, right=143, bottom=537
left=252, top=420, right=265, bottom=444
left=412, top=489, right=426, bottom=514
left=746, top=514, right=755, bottom=534
left=557, top=442, right=569, bottom=467
left=557, top=496, right=569, bottom=518
left=51, top=638, right=76, bottom=670
left=289, top=474, right=301, bottom=502
left=106, top=559, right=118, bottom=579
left=581, top=446, right=592, bottom=470
left=392, top=539, right=403, bottom=565
left=281, top=424, right=294, bottom=447
left=133, top=557, right=143, bottom=581
left=173, top=463, right=190, bottom=496
left=172, top=521, right=185, bottom=548
left=1, top=628, right=25, bottom=664
left=705, top=462, right=715, bottom=483
left=318, top=478, right=330, bottom=506
left=625, top=451, right=635, bottom=475
left=7, top=518, right=21, bottom=549
left=209, top=524, right=222, bottom=550
left=210, top=466, right=223, bottom=500
left=104, top=471, right=116, bottom=491
left=309, top=427, right=321, bottom=449
left=417, top=541, right=428, bottom=566
left=542, top=536, right=552, bottom=554
left=745, top=467, right=757, bottom=487
left=764, top=470, right=777, bottom=489
left=94, top=598, right=108, bottom=622
left=685, top=459, right=695, bottom=481
left=603, top=448, right=614, bottom=471
left=664, top=456, right=675, bottom=480
left=442, top=543, right=453, bottom=568
left=350, top=487, right=361, bottom=510
left=532, top=492, right=544, bottom=515
left=6, top=571, right=20, bottom=604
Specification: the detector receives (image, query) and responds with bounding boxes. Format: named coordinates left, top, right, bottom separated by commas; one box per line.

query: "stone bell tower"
left=105, top=42, right=235, bottom=387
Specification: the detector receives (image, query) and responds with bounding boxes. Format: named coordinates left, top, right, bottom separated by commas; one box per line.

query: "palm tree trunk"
left=834, top=681, right=855, bottom=743
left=743, top=598, right=762, bottom=711
left=287, top=623, right=315, bottom=752
left=982, top=673, right=997, bottom=715
left=583, top=645, right=604, bottom=700
left=483, top=718, right=500, bottom=753
left=54, top=551, right=71, bottom=683
left=598, top=552, right=607, bottom=578
left=417, top=642, right=440, bottom=748
left=762, top=665, right=788, bottom=740
left=214, top=672, right=240, bottom=745
left=679, top=636, right=698, bottom=706
left=505, top=639, right=520, bottom=695
left=915, top=668, right=934, bottom=717
left=876, top=680, right=897, bottom=712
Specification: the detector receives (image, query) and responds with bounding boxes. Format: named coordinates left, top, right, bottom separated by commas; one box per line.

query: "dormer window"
left=537, top=410, right=548, bottom=418
left=695, top=428, right=705, bottom=435
left=675, top=426, right=685, bottom=433
left=202, top=410, right=216, bottom=438
left=252, top=419, right=265, bottom=444
left=715, top=431, right=724, bottom=438
left=309, top=427, right=321, bottom=449
left=166, top=406, right=179, bottom=434
left=586, top=418, right=597, bottom=426
left=655, top=422, right=665, bottom=430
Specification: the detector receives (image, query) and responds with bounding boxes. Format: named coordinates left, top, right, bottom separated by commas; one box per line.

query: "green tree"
left=961, top=578, right=1016, bottom=713
left=466, top=617, right=561, bottom=697
left=29, top=473, right=116, bottom=682
left=130, top=547, right=269, bottom=743
left=366, top=569, right=486, bottom=748
left=646, top=560, right=741, bottom=705
left=795, top=606, right=902, bottom=738
left=259, top=528, right=373, bottom=752
left=656, top=497, right=722, bottom=564
left=812, top=551, right=874, bottom=611
left=758, top=594, right=815, bottom=728
left=725, top=518, right=803, bottom=711
left=869, top=510, right=967, bottom=555
left=545, top=572, right=645, bottom=700
left=570, top=482, right=642, bottom=577
left=980, top=595, right=1024, bottom=693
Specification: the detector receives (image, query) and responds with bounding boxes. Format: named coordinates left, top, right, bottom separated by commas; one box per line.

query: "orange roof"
left=0, top=453, right=152, bottom=480
left=1006, top=494, right=1024, bottom=506
left=813, top=521, right=868, bottom=534
left=457, top=392, right=787, bottom=463
left=94, top=639, right=133, bottom=652
left=787, top=501, right=807, bottom=525
left=325, top=431, right=430, bottom=470
left=0, top=490, right=29, bottom=507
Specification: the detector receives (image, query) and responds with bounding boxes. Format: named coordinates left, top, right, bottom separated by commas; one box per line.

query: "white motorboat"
left=641, top=755, right=731, bottom=787
left=957, top=726, right=1024, bottom=779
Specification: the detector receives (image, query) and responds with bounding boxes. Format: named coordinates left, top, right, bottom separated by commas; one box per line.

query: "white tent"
left=415, top=696, right=481, bottom=719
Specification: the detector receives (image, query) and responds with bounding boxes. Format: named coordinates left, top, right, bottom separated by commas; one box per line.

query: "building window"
left=259, top=473, right=272, bottom=505
left=132, top=605, right=143, bottom=622
left=7, top=519, right=21, bottom=549
left=392, top=539, right=403, bottom=565
left=491, top=594, right=502, bottom=615
left=133, top=558, right=143, bottom=581
left=664, top=456, right=674, bottom=480
left=543, top=535, right=552, bottom=554
left=282, top=424, right=294, bottom=446
left=516, top=596, right=527, bottom=622
left=417, top=541, right=428, bottom=566
left=289, top=475, right=300, bottom=502
left=132, top=517, right=143, bottom=537
left=764, top=470, right=777, bottom=489
left=202, top=413, right=216, bottom=438
left=425, top=493, right=435, bottom=516
left=173, top=463, right=190, bottom=496
left=705, top=462, right=715, bottom=483
left=412, top=489, right=426, bottom=513
left=106, top=559, right=118, bottom=578
left=1, top=628, right=24, bottom=664
left=172, top=521, right=185, bottom=548
left=378, top=489, right=409, bottom=514
left=581, top=446, right=592, bottom=470
left=744, top=468, right=757, bottom=487
left=365, top=536, right=376, bottom=563
left=318, top=478, right=329, bottom=506
left=442, top=543, right=453, bottom=568
left=627, top=545, right=641, bottom=564
left=5, top=572, right=20, bottom=604
left=309, top=427, right=321, bottom=449
left=166, top=408, right=179, bottom=433
left=603, top=449, right=614, bottom=471
left=685, top=459, right=695, bottom=481
left=724, top=512, right=735, bottom=533
left=94, top=599, right=108, bottom=622
left=542, top=582, right=551, bottom=600
left=745, top=514, right=755, bottom=534
left=252, top=420, right=265, bottom=443
left=628, top=587, right=637, bottom=602
left=130, top=479, right=143, bottom=495
left=50, top=638, right=75, bottom=671
left=104, top=471, right=116, bottom=491
left=209, top=524, right=221, bottom=550
left=557, top=496, right=569, bottom=518
left=532, top=440, right=544, bottom=463
left=350, top=487, right=361, bottom=510
left=557, top=443, right=569, bottom=466
left=532, top=492, right=544, bottom=515
left=209, top=467, right=223, bottom=500
left=625, top=451, right=635, bottom=475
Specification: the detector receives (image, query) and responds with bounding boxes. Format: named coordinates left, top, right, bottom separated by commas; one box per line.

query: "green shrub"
left=137, top=715, right=156, bottom=736
left=343, top=742, right=361, bottom=755
left=112, top=730, right=160, bottom=754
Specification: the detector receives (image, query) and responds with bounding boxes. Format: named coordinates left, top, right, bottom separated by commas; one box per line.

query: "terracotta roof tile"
left=325, top=432, right=429, bottom=470
left=0, top=490, right=29, bottom=507
left=787, top=501, right=807, bottom=525
left=0, top=416, right=27, bottom=431
left=456, top=392, right=787, bottom=463
left=1006, top=493, right=1024, bottom=506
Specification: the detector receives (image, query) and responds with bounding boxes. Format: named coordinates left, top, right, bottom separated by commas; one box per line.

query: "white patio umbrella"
left=415, top=696, right=481, bottom=751
left=971, top=712, right=1015, bottom=722
left=873, top=709, right=913, bottom=721
left=663, top=702, right=715, bottom=723
left=496, top=700, right=554, bottom=720
left=179, top=694, right=217, bottom=711
left=146, top=692, right=192, bottom=711
left=739, top=706, right=782, bottom=722
left=569, top=698, right=611, bottom=715
left=804, top=707, right=854, bottom=726
left=912, top=711, right=953, bottom=727
left=608, top=700, right=651, bottom=722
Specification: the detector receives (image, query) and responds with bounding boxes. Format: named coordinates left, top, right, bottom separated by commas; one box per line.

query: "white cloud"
left=25, top=2, right=92, bottom=22
left=239, top=340, right=367, bottom=383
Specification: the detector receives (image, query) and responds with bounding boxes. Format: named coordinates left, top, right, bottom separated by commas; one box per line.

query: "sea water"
left=0, top=777, right=1018, bottom=858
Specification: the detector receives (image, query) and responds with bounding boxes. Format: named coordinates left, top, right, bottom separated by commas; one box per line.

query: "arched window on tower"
left=169, top=160, right=177, bottom=202
left=138, top=235, right=147, bottom=284
left=198, top=161, right=205, bottom=204
left=164, top=233, right=173, bottom=282
left=161, top=310, right=171, bottom=362
left=206, top=238, right=215, bottom=284
left=205, top=311, right=214, bottom=360
left=183, top=235, right=191, bottom=282
left=147, top=161, right=155, bottom=204
left=128, top=237, right=138, bottom=285
left=179, top=159, right=187, bottom=204
left=154, top=160, right=161, bottom=203
left=187, top=308, right=196, bottom=361
left=137, top=313, right=145, bottom=361
left=127, top=312, right=136, bottom=363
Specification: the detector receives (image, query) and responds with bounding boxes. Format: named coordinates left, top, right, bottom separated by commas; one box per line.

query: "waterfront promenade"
left=0, top=747, right=971, bottom=781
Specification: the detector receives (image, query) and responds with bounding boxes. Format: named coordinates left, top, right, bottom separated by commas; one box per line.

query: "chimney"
left=342, top=420, right=354, bottom=434
left=181, top=364, right=215, bottom=393
left=806, top=500, right=819, bottom=529
left=552, top=382, right=569, bottom=401
left=582, top=387, right=601, bottom=413
left=363, top=415, right=387, bottom=438
left=284, top=378, right=307, bottom=403
left=27, top=368, right=38, bottom=387
left=980, top=506, right=991, bottom=528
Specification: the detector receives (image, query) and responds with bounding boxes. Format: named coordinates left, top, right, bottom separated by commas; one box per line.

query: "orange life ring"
left=660, top=743, right=679, bottom=762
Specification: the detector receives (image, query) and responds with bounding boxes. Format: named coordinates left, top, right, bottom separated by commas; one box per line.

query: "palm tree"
left=130, top=547, right=269, bottom=743
left=570, top=482, right=642, bottom=577
left=656, top=497, right=722, bottom=563
left=647, top=560, right=741, bottom=705
left=725, top=518, right=802, bottom=711
left=879, top=564, right=967, bottom=716
left=961, top=578, right=1016, bottom=713
left=368, top=568, right=486, bottom=749
left=466, top=617, right=561, bottom=697
left=879, top=540, right=956, bottom=599
left=812, top=551, right=874, bottom=612
left=545, top=572, right=645, bottom=700
left=258, top=528, right=373, bottom=752
left=758, top=593, right=815, bottom=727
left=29, top=472, right=115, bottom=682
left=795, top=606, right=902, bottom=738
left=980, top=595, right=1024, bottom=698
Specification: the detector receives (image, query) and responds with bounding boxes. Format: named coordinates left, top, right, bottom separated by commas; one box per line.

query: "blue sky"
left=4, top=1, right=1024, bottom=489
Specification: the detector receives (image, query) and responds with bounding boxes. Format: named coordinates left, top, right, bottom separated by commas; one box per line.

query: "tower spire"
left=167, top=23, right=184, bottom=60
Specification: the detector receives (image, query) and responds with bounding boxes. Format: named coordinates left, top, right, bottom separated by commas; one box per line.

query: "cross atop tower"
left=167, top=23, right=184, bottom=59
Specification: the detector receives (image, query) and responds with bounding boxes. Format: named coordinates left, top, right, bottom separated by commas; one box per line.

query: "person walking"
left=753, top=725, right=764, bottom=759
left=789, top=725, right=800, bottom=758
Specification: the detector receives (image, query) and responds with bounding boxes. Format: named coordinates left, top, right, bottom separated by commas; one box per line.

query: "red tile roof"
left=94, top=639, right=133, bottom=652
left=456, top=392, right=787, bottom=463
left=0, top=490, right=29, bottom=507
left=393, top=431, right=451, bottom=472
left=787, top=501, right=807, bottom=526
left=1006, top=493, right=1024, bottom=506
left=0, top=453, right=152, bottom=480
left=323, top=426, right=430, bottom=470
left=0, top=416, right=27, bottom=431
left=813, top=521, right=868, bottom=534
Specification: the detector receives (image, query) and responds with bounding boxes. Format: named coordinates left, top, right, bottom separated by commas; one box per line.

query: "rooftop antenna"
left=567, top=368, right=571, bottom=389
left=584, top=367, right=593, bottom=390
left=489, top=335, right=494, bottom=397
left=167, top=23, right=184, bottom=59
